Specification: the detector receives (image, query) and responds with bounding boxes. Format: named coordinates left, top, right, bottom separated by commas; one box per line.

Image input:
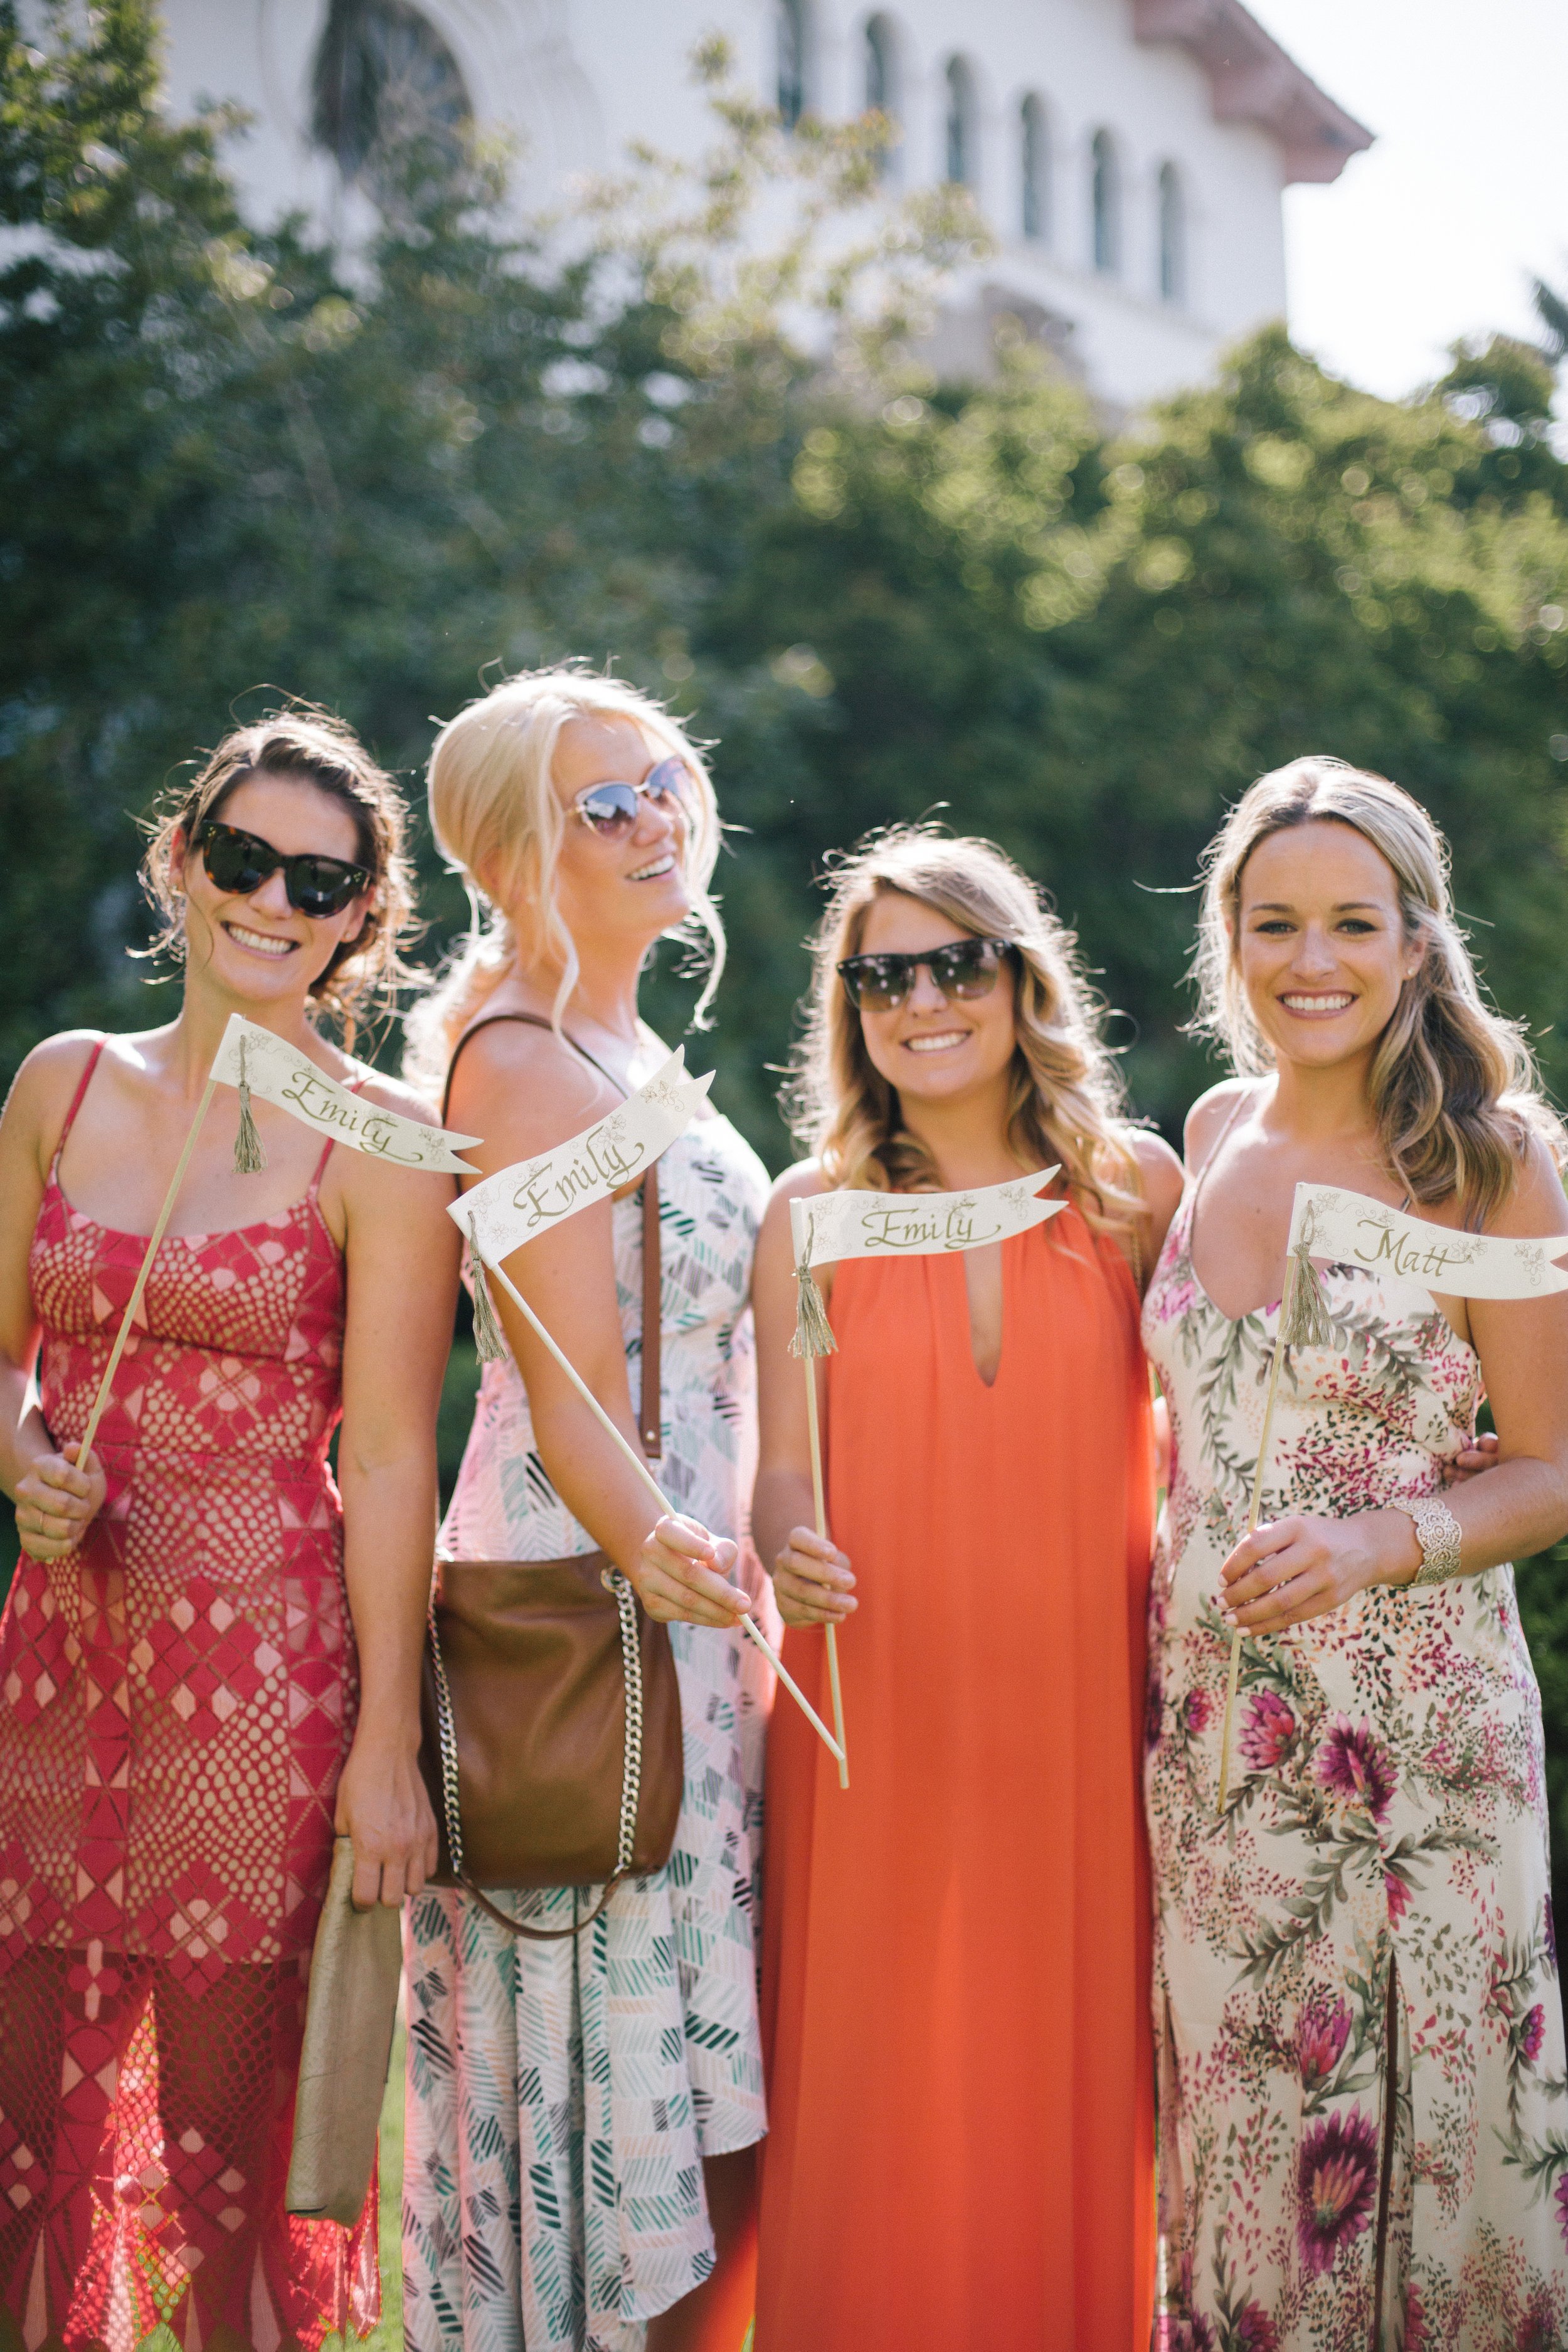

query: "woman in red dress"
left=0, top=712, right=458, bottom=2346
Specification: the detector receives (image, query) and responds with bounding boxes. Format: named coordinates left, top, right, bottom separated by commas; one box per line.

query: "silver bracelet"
left=1395, top=1495, right=1463, bottom=1587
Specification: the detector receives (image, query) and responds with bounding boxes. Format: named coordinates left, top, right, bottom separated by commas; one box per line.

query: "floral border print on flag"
left=1289, top=1182, right=1568, bottom=1303
left=789, top=1168, right=1066, bottom=1271
left=453, top=1049, right=713, bottom=1264
left=211, top=1014, right=482, bottom=1173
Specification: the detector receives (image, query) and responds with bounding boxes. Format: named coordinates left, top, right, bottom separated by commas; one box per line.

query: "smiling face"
left=179, top=770, right=373, bottom=1009
left=547, top=716, right=694, bottom=955
left=853, top=891, right=1019, bottom=1110
left=1234, top=818, right=1422, bottom=1074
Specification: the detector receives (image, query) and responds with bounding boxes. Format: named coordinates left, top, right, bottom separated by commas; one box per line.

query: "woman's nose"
left=1291, top=924, right=1337, bottom=974
left=907, top=963, right=950, bottom=1011
left=245, top=869, right=294, bottom=922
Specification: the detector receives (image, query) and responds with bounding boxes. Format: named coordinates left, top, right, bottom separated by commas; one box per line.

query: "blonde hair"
left=787, top=827, right=1143, bottom=1236
left=404, top=667, right=725, bottom=1093
left=140, top=704, right=418, bottom=1043
left=1192, top=755, right=1565, bottom=1217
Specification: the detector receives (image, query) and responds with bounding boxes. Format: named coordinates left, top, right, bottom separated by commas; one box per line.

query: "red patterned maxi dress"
left=0, top=1044, right=378, bottom=2347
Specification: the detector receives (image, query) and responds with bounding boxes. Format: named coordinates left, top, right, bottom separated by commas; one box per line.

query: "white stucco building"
left=155, top=0, right=1370, bottom=410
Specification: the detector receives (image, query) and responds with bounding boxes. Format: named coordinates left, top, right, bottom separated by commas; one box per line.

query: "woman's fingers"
left=635, top=1515, right=751, bottom=1628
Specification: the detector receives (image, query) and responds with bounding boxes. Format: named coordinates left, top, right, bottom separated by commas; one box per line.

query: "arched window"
left=312, top=0, right=470, bottom=190
left=777, top=0, right=808, bottom=129
left=1020, top=93, right=1049, bottom=241
left=1158, top=161, right=1185, bottom=304
left=865, top=14, right=900, bottom=178
left=945, top=56, right=978, bottom=189
left=1091, top=128, right=1120, bottom=273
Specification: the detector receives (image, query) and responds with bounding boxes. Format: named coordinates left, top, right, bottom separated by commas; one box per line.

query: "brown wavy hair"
left=140, top=705, right=419, bottom=1042
left=1190, top=756, right=1565, bottom=1217
left=787, top=827, right=1143, bottom=1236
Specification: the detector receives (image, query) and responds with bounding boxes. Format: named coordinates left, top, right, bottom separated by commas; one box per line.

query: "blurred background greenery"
left=5, top=1, right=1568, bottom=1934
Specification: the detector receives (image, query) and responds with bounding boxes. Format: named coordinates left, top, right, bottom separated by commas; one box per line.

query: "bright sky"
left=1244, top=0, right=1568, bottom=402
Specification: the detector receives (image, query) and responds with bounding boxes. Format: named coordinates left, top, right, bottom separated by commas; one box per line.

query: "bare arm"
left=750, top=1166, right=856, bottom=1630
left=449, top=1026, right=745, bottom=1629
left=1224, top=1138, right=1568, bottom=1633
left=331, top=1074, right=461, bottom=1907
left=0, top=1038, right=107, bottom=1557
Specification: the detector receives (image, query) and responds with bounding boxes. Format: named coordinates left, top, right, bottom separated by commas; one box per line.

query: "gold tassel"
left=790, top=1232, right=838, bottom=1362
left=467, top=1232, right=509, bottom=1362
left=1279, top=1238, right=1331, bottom=1348
left=233, top=1041, right=267, bottom=1175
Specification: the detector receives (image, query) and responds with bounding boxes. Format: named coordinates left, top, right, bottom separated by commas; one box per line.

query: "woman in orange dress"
left=750, top=829, right=1183, bottom=2349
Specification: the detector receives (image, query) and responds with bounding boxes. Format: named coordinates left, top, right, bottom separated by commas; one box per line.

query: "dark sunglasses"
left=195, top=819, right=373, bottom=918
left=571, top=756, right=692, bottom=838
left=837, top=935, right=1015, bottom=1012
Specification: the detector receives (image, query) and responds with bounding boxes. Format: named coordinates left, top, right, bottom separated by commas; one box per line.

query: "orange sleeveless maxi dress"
left=758, top=1204, right=1157, bottom=2350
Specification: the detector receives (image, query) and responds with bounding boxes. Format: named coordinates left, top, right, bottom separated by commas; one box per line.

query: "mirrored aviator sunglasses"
left=571, top=756, right=692, bottom=838
left=197, top=819, right=372, bottom=918
left=836, top=935, right=1014, bottom=1012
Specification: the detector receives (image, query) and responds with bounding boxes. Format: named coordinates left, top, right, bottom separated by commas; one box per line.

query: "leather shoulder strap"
left=444, top=1011, right=662, bottom=1460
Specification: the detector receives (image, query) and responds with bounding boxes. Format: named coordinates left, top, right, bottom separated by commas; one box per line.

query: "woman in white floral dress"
left=400, top=671, right=774, bottom=2352
left=1145, top=758, right=1568, bottom=2348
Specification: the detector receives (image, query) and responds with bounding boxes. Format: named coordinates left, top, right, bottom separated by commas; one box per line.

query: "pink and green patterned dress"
left=1143, top=1181, right=1568, bottom=2349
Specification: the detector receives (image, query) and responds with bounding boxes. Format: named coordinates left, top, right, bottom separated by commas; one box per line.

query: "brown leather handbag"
left=419, top=1016, right=685, bottom=1940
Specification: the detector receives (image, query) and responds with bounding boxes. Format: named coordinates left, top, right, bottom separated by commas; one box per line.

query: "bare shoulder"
left=1486, top=1132, right=1568, bottom=1239
left=446, top=1017, right=618, bottom=1162
left=1128, top=1128, right=1185, bottom=1221
left=1, top=1029, right=107, bottom=1156
left=1183, top=1078, right=1253, bottom=1173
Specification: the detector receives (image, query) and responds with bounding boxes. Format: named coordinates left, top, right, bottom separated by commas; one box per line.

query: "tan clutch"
left=284, top=1835, right=403, bottom=2227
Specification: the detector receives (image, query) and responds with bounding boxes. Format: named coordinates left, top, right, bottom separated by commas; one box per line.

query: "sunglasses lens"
left=644, top=758, right=689, bottom=808
left=577, top=784, right=640, bottom=834
left=289, top=857, right=364, bottom=916
left=939, top=941, right=1003, bottom=998
left=842, top=958, right=905, bottom=1011
left=202, top=827, right=269, bottom=896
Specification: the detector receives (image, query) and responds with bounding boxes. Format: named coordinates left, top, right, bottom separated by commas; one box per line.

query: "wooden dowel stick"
left=802, top=1355, right=849, bottom=1789
left=73, top=1076, right=219, bottom=1474
left=1215, top=1283, right=1292, bottom=1814
left=480, top=1249, right=846, bottom=1769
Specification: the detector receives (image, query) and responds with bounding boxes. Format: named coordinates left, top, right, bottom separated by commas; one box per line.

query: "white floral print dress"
left=1143, top=1182, right=1568, bottom=2350
left=401, top=1115, right=774, bottom=2352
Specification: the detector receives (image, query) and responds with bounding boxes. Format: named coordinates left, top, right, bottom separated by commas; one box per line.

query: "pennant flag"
left=790, top=1168, right=1064, bottom=1273
left=212, top=1014, right=481, bottom=1175
left=1288, top=1182, right=1568, bottom=1306
left=453, top=1049, right=713, bottom=1265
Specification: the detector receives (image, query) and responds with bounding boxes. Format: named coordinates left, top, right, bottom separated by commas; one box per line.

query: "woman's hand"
left=1220, top=1507, right=1419, bottom=1636
left=13, top=1441, right=105, bottom=1560
left=630, top=1512, right=748, bottom=1629
left=772, top=1526, right=856, bottom=1629
left=334, top=1730, right=441, bottom=1909
left=1446, top=1432, right=1499, bottom=1483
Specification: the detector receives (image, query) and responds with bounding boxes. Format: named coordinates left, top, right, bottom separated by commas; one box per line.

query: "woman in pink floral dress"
left=1145, top=758, right=1568, bottom=2347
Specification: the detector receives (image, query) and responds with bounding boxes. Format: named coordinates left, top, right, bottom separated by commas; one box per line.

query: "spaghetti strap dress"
left=756, top=1201, right=1158, bottom=2351
left=1142, top=1177, right=1568, bottom=2345
left=0, top=1041, right=377, bottom=2348
left=400, top=1019, right=775, bottom=2352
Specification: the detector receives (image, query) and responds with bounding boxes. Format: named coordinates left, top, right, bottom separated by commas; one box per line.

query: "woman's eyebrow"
left=1244, top=898, right=1386, bottom=914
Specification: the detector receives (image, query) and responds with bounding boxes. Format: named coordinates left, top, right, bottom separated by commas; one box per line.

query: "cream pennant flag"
left=789, top=1168, right=1066, bottom=1270
left=453, top=1048, right=712, bottom=1265
left=1288, top=1182, right=1568, bottom=1303
left=212, top=1013, right=482, bottom=1174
